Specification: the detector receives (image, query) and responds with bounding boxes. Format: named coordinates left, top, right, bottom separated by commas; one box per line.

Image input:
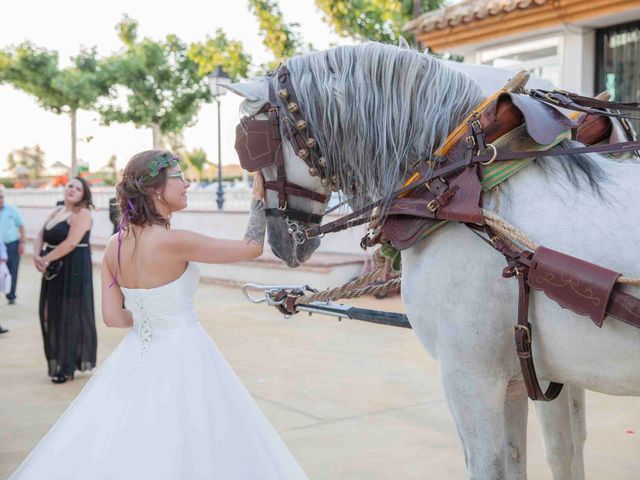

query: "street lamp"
left=207, top=65, right=231, bottom=210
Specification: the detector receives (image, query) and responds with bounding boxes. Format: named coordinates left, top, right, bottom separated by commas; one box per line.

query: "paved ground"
left=1, top=265, right=638, bottom=479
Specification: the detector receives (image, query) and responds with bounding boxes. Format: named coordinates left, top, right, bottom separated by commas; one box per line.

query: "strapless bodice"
left=121, top=263, right=200, bottom=350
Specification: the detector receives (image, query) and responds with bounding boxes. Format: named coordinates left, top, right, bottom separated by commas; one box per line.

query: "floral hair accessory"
left=138, top=152, right=181, bottom=183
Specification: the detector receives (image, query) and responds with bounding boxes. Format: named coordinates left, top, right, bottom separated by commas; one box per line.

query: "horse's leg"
left=568, top=386, right=586, bottom=480
left=535, top=388, right=576, bottom=479
left=503, top=380, right=528, bottom=479
left=440, top=366, right=509, bottom=479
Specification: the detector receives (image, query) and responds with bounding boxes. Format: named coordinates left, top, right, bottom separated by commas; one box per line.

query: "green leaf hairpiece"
left=138, top=152, right=180, bottom=183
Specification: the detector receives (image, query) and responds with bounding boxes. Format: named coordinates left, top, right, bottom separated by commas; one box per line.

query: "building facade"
left=406, top=0, right=640, bottom=120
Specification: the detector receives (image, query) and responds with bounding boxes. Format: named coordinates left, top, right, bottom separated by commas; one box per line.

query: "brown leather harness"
left=235, top=66, right=640, bottom=401
left=235, top=67, right=332, bottom=244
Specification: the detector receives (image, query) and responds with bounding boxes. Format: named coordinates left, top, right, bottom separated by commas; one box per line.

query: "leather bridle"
left=234, top=66, right=334, bottom=246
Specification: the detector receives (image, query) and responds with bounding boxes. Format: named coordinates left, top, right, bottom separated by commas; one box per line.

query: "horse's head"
left=226, top=77, right=330, bottom=268
left=228, top=43, right=485, bottom=267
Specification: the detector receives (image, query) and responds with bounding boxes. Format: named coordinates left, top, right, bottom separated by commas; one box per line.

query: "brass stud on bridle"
left=278, top=89, right=289, bottom=99
left=331, top=183, right=338, bottom=192
left=287, top=102, right=299, bottom=113
left=305, top=137, right=317, bottom=149
left=321, top=178, right=329, bottom=186
left=298, top=148, right=309, bottom=159
left=318, top=157, right=327, bottom=167
left=308, top=167, right=317, bottom=177
left=296, top=120, right=306, bottom=130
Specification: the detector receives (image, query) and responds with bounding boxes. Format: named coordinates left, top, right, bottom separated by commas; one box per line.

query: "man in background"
left=0, top=240, right=9, bottom=333
left=0, top=187, right=25, bottom=305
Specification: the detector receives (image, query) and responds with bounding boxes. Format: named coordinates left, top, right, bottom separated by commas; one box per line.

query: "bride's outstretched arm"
left=167, top=174, right=267, bottom=264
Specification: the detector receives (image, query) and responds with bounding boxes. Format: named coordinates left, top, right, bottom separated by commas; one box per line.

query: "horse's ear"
left=223, top=78, right=268, bottom=102
left=398, top=36, right=411, bottom=49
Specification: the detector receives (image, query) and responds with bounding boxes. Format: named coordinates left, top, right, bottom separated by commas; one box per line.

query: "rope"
left=287, top=209, right=639, bottom=308
left=482, top=209, right=640, bottom=286
left=294, top=250, right=401, bottom=305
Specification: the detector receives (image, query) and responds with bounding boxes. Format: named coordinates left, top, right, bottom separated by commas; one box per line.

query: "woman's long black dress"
left=39, top=221, right=97, bottom=377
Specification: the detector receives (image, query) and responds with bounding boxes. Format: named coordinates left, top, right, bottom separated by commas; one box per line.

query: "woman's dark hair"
left=72, top=176, right=95, bottom=210
left=115, top=150, right=173, bottom=229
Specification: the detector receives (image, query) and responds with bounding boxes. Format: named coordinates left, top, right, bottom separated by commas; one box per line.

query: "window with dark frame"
left=596, top=20, right=640, bottom=133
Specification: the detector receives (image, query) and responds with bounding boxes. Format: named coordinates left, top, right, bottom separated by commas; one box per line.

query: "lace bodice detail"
left=121, top=263, right=200, bottom=351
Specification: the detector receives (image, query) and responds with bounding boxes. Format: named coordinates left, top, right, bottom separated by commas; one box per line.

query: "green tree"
left=248, top=0, right=306, bottom=69
left=100, top=16, right=211, bottom=149
left=183, top=148, right=209, bottom=180
left=103, top=154, right=117, bottom=184
left=0, top=43, right=111, bottom=175
left=6, top=153, right=16, bottom=171
left=9, top=145, right=46, bottom=181
left=314, top=0, right=445, bottom=44
left=188, top=29, right=252, bottom=80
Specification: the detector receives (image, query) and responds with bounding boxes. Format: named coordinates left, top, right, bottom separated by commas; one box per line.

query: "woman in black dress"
left=33, top=176, right=97, bottom=384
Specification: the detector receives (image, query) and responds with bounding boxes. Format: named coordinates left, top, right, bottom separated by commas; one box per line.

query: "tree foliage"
left=99, top=16, right=210, bottom=147
left=248, top=0, right=305, bottom=68
left=0, top=43, right=110, bottom=174
left=188, top=29, right=252, bottom=80
left=0, top=43, right=108, bottom=114
left=8, top=145, right=46, bottom=179
left=314, top=0, right=445, bottom=44
left=184, top=148, right=209, bottom=179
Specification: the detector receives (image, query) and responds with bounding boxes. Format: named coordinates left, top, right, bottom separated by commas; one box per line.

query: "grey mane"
left=283, top=43, right=604, bottom=207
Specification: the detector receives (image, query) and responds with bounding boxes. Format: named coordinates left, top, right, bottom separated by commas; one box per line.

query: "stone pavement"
left=1, top=265, right=638, bottom=479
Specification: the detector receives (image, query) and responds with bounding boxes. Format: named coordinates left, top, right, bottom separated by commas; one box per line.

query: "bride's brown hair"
left=115, top=150, right=178, bottom=229
left=109, top=150, right=181, bottom=287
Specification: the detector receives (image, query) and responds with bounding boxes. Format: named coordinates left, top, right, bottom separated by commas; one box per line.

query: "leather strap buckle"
left=514, top=324, right=531, bottom=344
left=426, top=199, right=439, bottom=213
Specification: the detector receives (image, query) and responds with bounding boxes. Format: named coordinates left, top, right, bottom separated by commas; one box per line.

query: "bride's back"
left=106, top=225, right=188, bottom=290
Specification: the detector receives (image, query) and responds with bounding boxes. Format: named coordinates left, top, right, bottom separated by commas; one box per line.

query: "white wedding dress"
left=10, top=263, right=308, bottom=479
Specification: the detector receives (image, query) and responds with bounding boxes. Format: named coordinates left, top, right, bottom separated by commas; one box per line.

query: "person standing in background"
left=0, top=187, right=26, bottom=305
left=108, top=197, right=119, bottom=234
left=0, top=241, right=9, bottom=333
left=33, top=177, right=97, bottom=384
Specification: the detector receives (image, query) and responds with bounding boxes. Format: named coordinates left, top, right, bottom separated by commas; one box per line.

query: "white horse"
left=227, top=44, right=640, bottom=479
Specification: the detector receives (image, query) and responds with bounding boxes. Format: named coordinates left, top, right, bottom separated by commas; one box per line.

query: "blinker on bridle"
left=234, top=66, right=332, bottom=245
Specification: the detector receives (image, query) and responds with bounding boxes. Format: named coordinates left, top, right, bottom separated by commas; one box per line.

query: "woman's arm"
left=100, top=250, right=133, bottom=328
left=168, top=198, right=265, bottom=264
left=33, top=227, right=45, bottom=271
left=42, top=209, right=92, bottom=264
left=33, top=206, right=61, bottom=271
left=167, top=175, right=266, bottom=265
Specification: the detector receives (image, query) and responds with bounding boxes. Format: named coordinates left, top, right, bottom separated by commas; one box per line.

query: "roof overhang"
left=406, top=0, right=640, bottom=53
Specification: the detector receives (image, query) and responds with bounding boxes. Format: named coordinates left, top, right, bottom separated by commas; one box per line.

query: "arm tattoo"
left=243, top=199, right=266, bottom=245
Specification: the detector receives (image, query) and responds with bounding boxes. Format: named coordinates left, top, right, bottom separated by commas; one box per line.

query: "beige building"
left=406, top=0, right=640, bottom=113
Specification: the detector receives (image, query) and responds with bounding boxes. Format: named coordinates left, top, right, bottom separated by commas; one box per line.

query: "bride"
left=10, top=150, right=308, bottom=479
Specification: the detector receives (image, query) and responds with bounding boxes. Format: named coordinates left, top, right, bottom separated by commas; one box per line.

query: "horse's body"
left=403, top=158, right=640, bottom=477
left=229, top=44, right=640, bottom=479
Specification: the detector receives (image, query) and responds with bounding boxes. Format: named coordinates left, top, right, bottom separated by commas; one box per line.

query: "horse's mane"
left=284, top=42, right=605, bottom=208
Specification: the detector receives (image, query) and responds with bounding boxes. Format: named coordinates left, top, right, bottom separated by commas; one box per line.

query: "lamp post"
left=207, top=65, right=231, bottom=210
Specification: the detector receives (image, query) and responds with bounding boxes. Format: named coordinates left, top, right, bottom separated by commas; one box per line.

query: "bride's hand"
left=251, top=172, right=265, bottom=201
